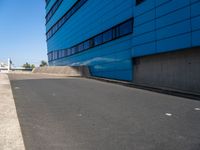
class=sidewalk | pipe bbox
[0,73,25,150]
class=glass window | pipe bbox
[56,51,59,59]
[64,49,67,57]
[78,43,84,52]
[94,34,103,46]
[89,39,94,47]
[103,29,113,43]
[61,50,65,57]
[51,53,53,60]
[71,47,76,54]
[58,51,62,58]
[67,49,71,56]
[83,40,90,50]
[115,26,120,38]
[119,20,133,36]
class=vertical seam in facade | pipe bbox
[190,0,192,47]
[155,0,157,53]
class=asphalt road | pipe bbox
[9,74,200,150]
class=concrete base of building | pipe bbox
[89,76,200,100]
[133,47,200,95]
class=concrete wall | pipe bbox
[133,47,200,94]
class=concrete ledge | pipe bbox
[89,76,200,100]
[32,66,90,77]
[0,73,25,150]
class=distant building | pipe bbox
[45,0,200,94]
[0,62,8,71]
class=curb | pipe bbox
[88,76,200,100]
[0,73,25,150]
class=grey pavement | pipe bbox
[8,73,200,150]
[0,73,25,150]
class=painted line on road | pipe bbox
[14,87,20,90]
[165,113,172,116]
[194,108,200,111]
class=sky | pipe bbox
[0,0,47,67]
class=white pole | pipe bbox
[8,58,10,71]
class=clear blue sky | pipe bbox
[0,0,47,67]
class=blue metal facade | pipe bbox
[46,0,200,81]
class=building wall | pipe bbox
[46,0,200,83]
[46,0,134,81]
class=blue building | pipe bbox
[46,0,200,94]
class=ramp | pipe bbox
[32,66,90,77]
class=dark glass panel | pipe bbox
[103,29,113,43]
[94,34,103,46]
[119,20,133,36]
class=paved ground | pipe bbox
[8,73,200,150]
[0,73,25,150]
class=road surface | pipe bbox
[8,73,200,150]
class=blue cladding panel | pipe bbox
[191,1,200,17]
[156,20,191,40]
[134,1,155,16]
[92,70,132,81]
[132,31,155,46]
[156,6,190,29]
[156,0,189,18]
[157,33,191,53]
[132,42,156,57]
[134,9,155,26]
[191,16,200,31]
[46,0,200,81]
[155,0,170,6]
[134,20,155,36]
[192,30,200,46]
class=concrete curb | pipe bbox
[89,76,200,100]
[0,73,25,150]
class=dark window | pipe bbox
[61,50,65,57]
[89,39,94,47]
[103,29,113,43]
[64,49,67,57]
[58,51,62,58]
[83,40,90,50]
[115,26,120,38]
[94,34,103,46]
[67,48,71,56]
[136,0,145,5]
[78,43,84,52]
[71,47,76,54]
[53,51,57,60]
[119,20,133,36]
